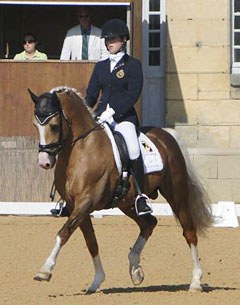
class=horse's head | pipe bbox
[29,88,71,169]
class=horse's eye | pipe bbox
[50,124,60,133]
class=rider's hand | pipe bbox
[98,108,115,123]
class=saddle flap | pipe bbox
[111,130,130,171]
[103,123,163,175]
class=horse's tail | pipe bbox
[186,161,213,233]
[164,128,213,233]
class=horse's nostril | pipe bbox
[39,162,52,169]
[38,152,56,169]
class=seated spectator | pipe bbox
[14,33,47,60]
[60,6,108,61]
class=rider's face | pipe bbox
[105,37,124,54]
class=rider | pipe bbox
[85,19,152,216]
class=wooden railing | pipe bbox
[0,60,95,136]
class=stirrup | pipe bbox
[50,199,68,217]
[135,194,153,216]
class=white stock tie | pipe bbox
[109,52,125,72]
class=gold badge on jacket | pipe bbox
[116,69,125,79]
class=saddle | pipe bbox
[103,123,163,207]
[111,129,130,171]
[110,129,131,207]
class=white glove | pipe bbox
[98,108,115,123]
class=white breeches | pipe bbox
[111,121,140,160]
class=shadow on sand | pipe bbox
[101,284,238,294]
[48,283,239,298]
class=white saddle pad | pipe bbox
[103,123,163,174]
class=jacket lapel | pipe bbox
[76,25,82,59]
[113,54,129,72]
[89,25,100,52]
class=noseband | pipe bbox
[35,110,70,156]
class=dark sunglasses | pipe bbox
[78,14,89,18]
[23,39,36,45]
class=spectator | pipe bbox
[14,33,47,60]
[60,6,108,61]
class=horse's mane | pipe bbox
[49,86,84,99]
[49,86,95,118]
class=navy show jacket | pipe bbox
[85,54,143,125]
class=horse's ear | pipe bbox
[52,91,61,110]
[28,88,39,104]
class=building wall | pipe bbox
[165,0,240,203]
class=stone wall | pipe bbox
[165,0,240,203]
[0,137,55,202]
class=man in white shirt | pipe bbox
[60,6,109,61]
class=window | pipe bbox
[149,0,161,66]
[232,0,240,73]
[0,1,130,60]
[142,0,166,75]
[141,0,166,127]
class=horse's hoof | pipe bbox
[85,288,98,294]
[34,272,52,282]
[86,286,98,294]
[189,283,203,292]
[130,266,144,286]
[86,274,105,293]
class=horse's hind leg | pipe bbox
[189,242,202,291]
[160,164,204,291]
[175,208,203,292]
[121,207,157,286]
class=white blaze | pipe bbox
[37,124,47,145]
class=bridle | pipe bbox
[35,109,71,156]
[35,109,102,156]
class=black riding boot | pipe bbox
[50,201,70,217]
[130,155,152,216]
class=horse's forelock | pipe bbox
[35,92,61,119]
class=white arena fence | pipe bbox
[0,201,239,228]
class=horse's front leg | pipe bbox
[79,216,105,293]
[34,234,61,281]
[34,200,94,283]
[122,209,158,286]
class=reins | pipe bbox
[71,124,103,145]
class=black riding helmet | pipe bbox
[101,19,130,40]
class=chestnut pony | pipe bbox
[29,86,212,292]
